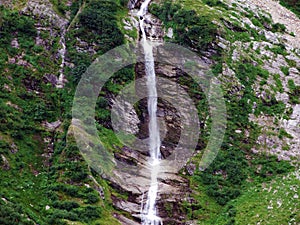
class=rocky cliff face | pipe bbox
[222,0,300,163]
[108,3,194,224]
[1,0,299,224]
[111,0,300,224]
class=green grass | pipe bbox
[1,0,299,224]
[280,0,300,18]
[0,1,128,224]
[216,170,300,224]
[185,176,223,224]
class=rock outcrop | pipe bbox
[111,1,201,224]
[128,0,139,9]
[113,0,300,222]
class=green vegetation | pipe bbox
[274,74,284,93]
[0,200,34,225]
[50,0,69,16]
[147,1,297,224]
[216,171,300,224]
[272,22,287,33]
[78,0,124,53]
[280,0,300,18]
[0,0,130,224]
[266,44,288,56]
[202,0,228,8]
[287,79,300,103]
[149,0,219,52]
[0,0,298,224]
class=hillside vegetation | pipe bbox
[0,0,299,224]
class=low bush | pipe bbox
[280,0,300,18]
[149,0,218,52]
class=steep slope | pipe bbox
[246,0,300,48]
[0,0,130,224]
[0,0,299,224]
[132,0,300,223]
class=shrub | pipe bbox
[85,192,100,204]
[52,201,80,211]
[79,0,124,53]
[150,1,218,51]
[73,206,101,222]
[272,22,286,32]
[202,0,228,8]
[280,0,300,18]
[0,203,34,225]
[198,146,248,205]
[287,79,300,103]
[267,44,287,56]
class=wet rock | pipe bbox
[156,64,178,78]
[114,213,140,225]
[110,151,190,223]
[128,0,139,9]
[113,196,141,214]
[142,14,164,41]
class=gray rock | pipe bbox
[216,36,230,49]
[128,0,139,9]
[114,213,140,225]
[10,143,18,154]
[42,120,62,131]
[186,163,196,175]
[275,92,289,104]
[22,0,68,29]
[142,14,164,41]
[111,98,140,135]
[43,74,58,86]
[262,30,280,44]
[166,28,173,38]
[1,155,10,170]
[11,38,19,48]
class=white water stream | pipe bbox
[138,1,163,224]
[56,30,66,88]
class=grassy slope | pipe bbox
[1,0,299,224]
[150,0,299,224]
[0,0,131,224]
[216,170,300,224]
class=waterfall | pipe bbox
[138,1,163,224]
[56,30,67,88]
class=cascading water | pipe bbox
[138,1,163,224]
[56,30,66,88]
